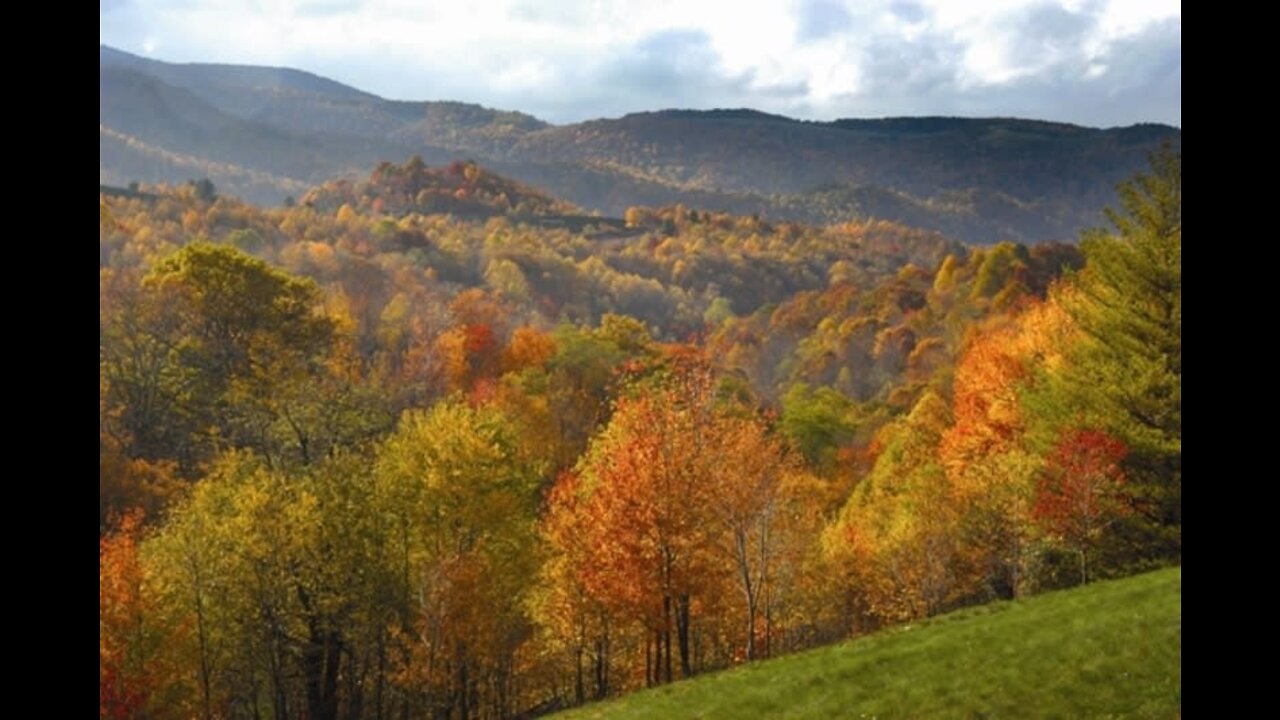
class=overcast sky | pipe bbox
[100,0,1180,128]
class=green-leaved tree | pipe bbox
[1056,147,1181,558]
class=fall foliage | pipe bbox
[100,151,1180,717]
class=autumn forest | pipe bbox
[100,135,1180,718]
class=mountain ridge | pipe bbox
[99,44,1181,243]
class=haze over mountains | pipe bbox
[100,45,1180,244]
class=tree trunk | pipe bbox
[662,595,673,683]
[574,646,585,705]
[458,650,470,720]
[594,635,609,699]
[192,576,213,720]
[645,633,653,688]
[302,626,342,720]
[764,596,773,660]
[677,594,692,678]
[298,584,342,720]
[735,528,758,662]
[375,632,386,720]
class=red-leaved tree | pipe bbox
[1033,428,1130,584]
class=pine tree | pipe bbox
[1060,146,1181,555]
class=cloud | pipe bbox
[294,0,363,17]
[796,0,854,41]
[868,13,1178,127]
[597,30,740,106]
[1002,1,1099,75]
[98,0,1180,127]
[509,0,599,25]
[857,25,965,98]
[888,1,927,24]
[478,29,810,120]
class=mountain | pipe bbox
[301,157,582,223]
[100,45,1181,243]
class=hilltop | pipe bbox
[99,45,1180,243]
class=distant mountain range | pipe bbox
[100,45,1180,244]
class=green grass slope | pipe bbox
[555,567,1181,719]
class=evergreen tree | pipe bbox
[1059,147,1181,556]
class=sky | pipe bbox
[99,0,1180,128]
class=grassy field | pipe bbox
[554,567,1181,719]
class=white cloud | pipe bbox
[99,0,1180,126]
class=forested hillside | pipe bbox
[100,46,1180,243]
[101,150,1180,719]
